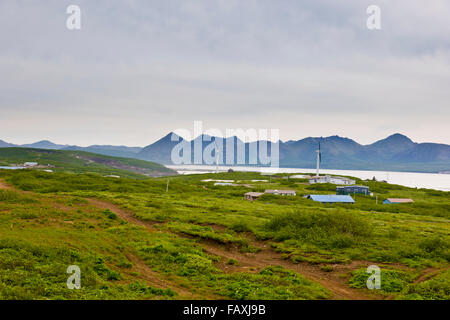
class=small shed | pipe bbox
[309,175,355,185]
[383,198,414,204]
[265,189,296,196]
[307,195,355,204]
[244,192,264,201]
[336,185,370,195]
[24,162,38,167]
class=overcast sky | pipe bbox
[1,0,449,146]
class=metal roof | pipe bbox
[385,198,414,203]
[265,189,296,194]
[336,185,369,189]
[245,192,264,197]
[308,195,355,203]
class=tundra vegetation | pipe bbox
[0,169,448,300]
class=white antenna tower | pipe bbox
[215,140,220,173]
[315,142,321,177]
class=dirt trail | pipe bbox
[197,238,380,300]
[1,180,440,300]
[0,180,13,190]
[87,198,157,229]
[124,253,204,299]
[85,197,378,300]
[0,180,201,299]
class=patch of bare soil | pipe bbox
[124,253,205,299]
[0,180,13,190]
[85,197,379,300]
[86,198,223,299]
[87,198,158,229]
[81,197,383,300]
[197,237,381,300]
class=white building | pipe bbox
[214,182,234,186]
[23,162,38,167]
[309,175,355,185]
[265,189,297,196]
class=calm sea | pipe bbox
[167,165,450,192]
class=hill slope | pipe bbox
[137,133,450,173]
[0,148,176,178]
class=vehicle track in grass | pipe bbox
[85,196,379,300]
[1,180,442,300]
[124,253,206,299]
[0,180,208,299]
[0,180,382,300]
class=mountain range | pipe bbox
[1,134,449,173]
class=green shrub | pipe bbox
[400,270,450,300]
[350,268,413,293]
[230,221,251,233]
[103,209,118,220]
[265,210,372,249]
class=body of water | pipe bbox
[0,166,25,170]
[167,165,450,191]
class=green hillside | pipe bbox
[0,148,176,178]
[0,169,448,300]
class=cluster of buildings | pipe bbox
[242,175,414,205]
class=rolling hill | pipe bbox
[0,148,176,178]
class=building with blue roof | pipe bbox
[306,195,355,204]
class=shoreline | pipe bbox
[166,165,450,192]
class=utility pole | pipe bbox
[316,146,321,177]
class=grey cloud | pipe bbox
[0,0,449,146]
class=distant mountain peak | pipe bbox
[22,140,67,150]
[384,133,413,142]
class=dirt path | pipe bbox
[1,180,440,300]
[0,180,203,299]
[87,198,214,298]
[87,198,158,230]
[196,238,380,300]
[0,180,13,190]
[124,253,204,299]
[85,197,378,300]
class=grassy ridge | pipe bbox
[0,147,175,178]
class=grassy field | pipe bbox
[0,169,448,300]
[0,148,176,178]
